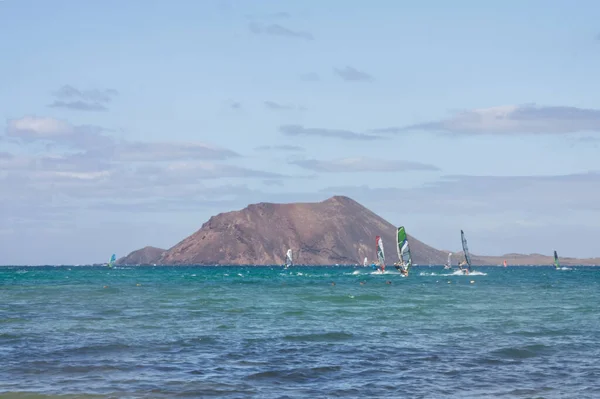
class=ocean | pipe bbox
[1,265,599,398]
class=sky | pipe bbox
[2,0,600,264]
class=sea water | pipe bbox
[1,265,599,398]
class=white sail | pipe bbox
[285,249,293,268]
[445,252,452,269]
[376,236,385,272]
[363,257,368,267]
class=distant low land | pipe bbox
[118,196,600,266]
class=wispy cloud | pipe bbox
[228,100,242,110]
[47,85,118,112]
[270,12,291,19]
[290,157,440,173]
[401,104,600,135]
[114,141,240,162]
[264,101,305,111]
[48,101,109,112]
[334,66,373,82]
[280,124,383,141]
[249,23,313,41]
[254,145,305,152]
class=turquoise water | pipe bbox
[1,265,599,398]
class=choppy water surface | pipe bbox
[1,265,599,398]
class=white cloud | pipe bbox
[6,116,112,150]
[7,116,75,138]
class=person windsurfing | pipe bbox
[458,260,469,274]
[394,261,408,276]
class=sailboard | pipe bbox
[108,254,116,268]
[445,252,452,269]
[503,259,507,267]
[395,226,412,275]
[460,230,472,273]
[363,257,368,267]
[553,250,560,270]
[376,235,385,272]
[284,249,293,269]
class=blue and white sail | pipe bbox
[108,254,116,268]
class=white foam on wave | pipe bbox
[420,270,487,276]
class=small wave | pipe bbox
[282,310,305,316]
[246,365,341,382]
[489,344,552,360]
[0,392,104,399]
[283,332,353,342]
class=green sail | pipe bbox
[554,250,560,269]
[396,226,412,271]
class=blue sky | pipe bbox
[2,0,600,264]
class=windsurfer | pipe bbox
[394,261,408,276]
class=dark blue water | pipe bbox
[1,266,599,398]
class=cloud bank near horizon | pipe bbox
[397,105,600,135]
